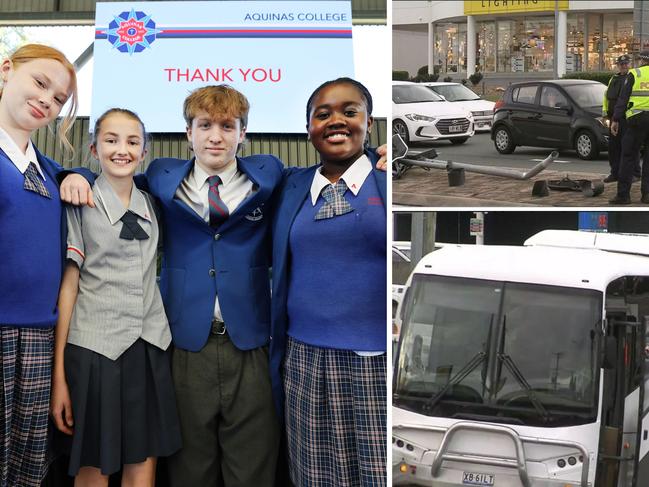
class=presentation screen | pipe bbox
[92,1,355,133]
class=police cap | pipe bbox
[639,51,649,61]
[616,54,631,64]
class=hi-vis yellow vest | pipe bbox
[603,75,615,116]
[626,65,649,119]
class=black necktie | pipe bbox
[119,211,148,240]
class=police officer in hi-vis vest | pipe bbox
[610,51,649,204]
[603,54,639,183]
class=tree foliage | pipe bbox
[0,27,29,59]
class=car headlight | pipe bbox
[404,114,436,122]
[596,117,610,128]
[471,111,484,117]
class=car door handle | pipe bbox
[528,113,542,120]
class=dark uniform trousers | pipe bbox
[606,73,640,178]
[167,328,280,487]
[617,112,649,197]
[608,117,627,178]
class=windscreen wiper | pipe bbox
[498,353,551,422]
[423,351,486,413]
[451,412,524,425]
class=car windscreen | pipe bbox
[563,83,607,109]
[393,85,444,104]
[430,84,481,102]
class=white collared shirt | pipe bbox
[309,154,383,357]
[177,158,254,222]
[0,127,44,179]
[309,154,372,205]
[175,158,255,322]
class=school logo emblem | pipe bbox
[245,207,264,222]
[106,9,160,54]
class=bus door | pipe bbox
[602,277,649,487]
[635,316,649,485]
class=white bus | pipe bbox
[393,230,649,487]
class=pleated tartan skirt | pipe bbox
[0,326,54,487]
[283,337,387,487]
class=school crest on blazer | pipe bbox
[245,205,264,222]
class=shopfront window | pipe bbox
[495,18,553,73]
[567,14,585,73]
[477,21,496,73]
[459,23,467,73]
[435,23,460,73]
[603,14,633,71]
[587,14,603,71]
[433,11,631,77]
[522,17,554,72]
[498,21,516,73]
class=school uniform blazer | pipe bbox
[34,148,94,278]
[268,150,386,418]
[143,155,283,352]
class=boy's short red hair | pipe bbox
[183,85,249,128]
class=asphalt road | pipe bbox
[404,131,611,175]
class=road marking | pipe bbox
[531,158,571,164]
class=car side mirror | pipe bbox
[556,103,572,114]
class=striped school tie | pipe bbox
[208,175,229,227]
[314,179,353,221]
[24,162,51,198]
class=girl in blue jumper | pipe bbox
[51,108,181,486]
[270,78,387,486]
[0,44,79,486]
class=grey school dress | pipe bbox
[63,175,181,476]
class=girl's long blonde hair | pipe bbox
[1,43,79,157]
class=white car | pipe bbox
[422,81,495,132]
[392,81,475,144]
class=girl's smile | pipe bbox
[28,104,46,120]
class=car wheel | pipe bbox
[393,119,410,144]
[450,137,469,145]
[493,126,515,154]
[574,130,599,160]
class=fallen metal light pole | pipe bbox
[445,151,558,179]
[392,134,559,183]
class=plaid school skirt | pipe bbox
[0,326,54,487]
[283,337,387,487]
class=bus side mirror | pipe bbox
[602,336,617,369]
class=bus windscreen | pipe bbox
[394,275,601,427]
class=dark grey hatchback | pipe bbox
[491,79,609,160]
